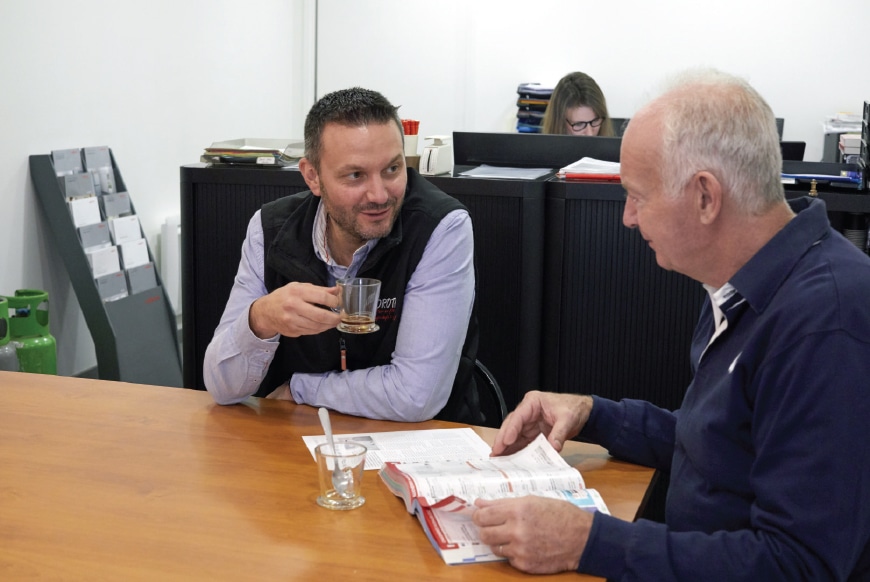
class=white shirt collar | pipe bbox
[701,281,738,352]
[311,200,379,282]
[312,200,331,264]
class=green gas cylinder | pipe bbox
[0,296,21,372]
[5,289,57,375]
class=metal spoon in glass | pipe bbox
[317,407,353,499]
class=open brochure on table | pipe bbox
[379,433,609,565]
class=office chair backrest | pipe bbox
[780,141,806,161]
[474,359,508,429]
[610,117,630,137]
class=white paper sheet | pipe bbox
[86,245,121,278]
[557,157,621,177]
[68,196,101,228]
[458,164,552,180]
[302,427,492,471]
[119,238,149,269]
[109,215,141,245]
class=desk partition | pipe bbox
[453,131,621,167]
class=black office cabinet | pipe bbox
[425,175,546,410]
[542,182,706,411]
[782,160,870,255]
[181,164,545,410]
[180,164,309,390]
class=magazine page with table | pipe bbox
[378,433,609,564]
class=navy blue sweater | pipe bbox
[578,198,870,581]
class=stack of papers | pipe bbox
[201,138,304,167]
[840,134,862,155]
[823,113,862,135]
[557,157,621,181]
[458,165,552,180]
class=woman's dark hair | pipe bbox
[541,72,613,136]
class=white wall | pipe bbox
[3,0,869,378]
[0,1,308,376]
[317,0,870,162]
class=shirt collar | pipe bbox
[312,200,330,263]
[311,200,379,282]
[703,282,738,323]
[728,197,830,315]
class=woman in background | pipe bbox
[541,72,614,137]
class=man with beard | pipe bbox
[204,88,479,424]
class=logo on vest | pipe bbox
[376,296,398,322]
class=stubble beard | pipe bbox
[322,185,402,243]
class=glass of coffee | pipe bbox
[337,278,381,334]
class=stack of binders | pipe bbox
[862,101,869,190]
[515,83,553,133]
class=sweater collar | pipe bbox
[729,197,830,315]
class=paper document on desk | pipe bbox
[458,165,552,180]
[557,157,621,179]
[201,138,304,167]
[379,434,609,565]
[302,427,491,471]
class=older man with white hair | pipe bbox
[473,69,870,581]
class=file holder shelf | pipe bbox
[29,152,183,387]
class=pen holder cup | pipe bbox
[403,134,418,157]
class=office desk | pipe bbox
[0,372,654,581]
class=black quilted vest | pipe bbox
[258,169,480,423]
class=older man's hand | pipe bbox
[473,495,594,574]
[492,391,594,456]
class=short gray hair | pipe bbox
[654,69,784,215]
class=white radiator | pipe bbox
[160,215,181,315]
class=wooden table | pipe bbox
[0,372,654,580]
